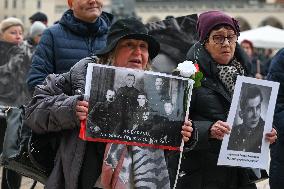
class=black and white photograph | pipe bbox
[218,76,279,169]
[81,64,191,150]
[227,83,271,153]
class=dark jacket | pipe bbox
[25,57,104,189]
[26,9,113,92]
[174,42,255,189]
[267,48,284,189]
[267,48,284,134]
[0,41,32,106]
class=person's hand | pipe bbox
[265,128,277,144]
[210,121,231,140]
[181,120,193,142]
[76,100,89,121]
[255,73,263,79]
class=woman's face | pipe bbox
[1,25,23,45]
[241,42,253,57]
[113,39,149,70]
[205,27,237,65]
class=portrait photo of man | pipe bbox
[115,73,141,134]
[148,76,170,114]
[227,84,271,153]
[130,93,151,131]
[87,89,119,135]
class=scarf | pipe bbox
[101,143,171,189]
[216,59,245,95]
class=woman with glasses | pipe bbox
[174,10,277,189]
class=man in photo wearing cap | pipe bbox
[26,0,113,93]
[24,21,47,54]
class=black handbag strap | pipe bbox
[1,106,49,184]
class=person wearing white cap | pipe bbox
[29,21,46,45]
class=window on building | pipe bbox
[22,0,26,9]
[22,15,25,24]
[4,0,8,9]
[37,0,41,9]
[13,0,17,9]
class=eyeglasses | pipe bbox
[212,35,238,44]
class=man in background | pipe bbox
[29,12,48,26]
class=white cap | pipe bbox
[29,21,46,38]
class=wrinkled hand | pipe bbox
[76,100,89,121]
[181,120,193,142]
[210,121,231,140]
[265,128,277,144]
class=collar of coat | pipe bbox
[59,9,113,37]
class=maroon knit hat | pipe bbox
[197,10,240,41]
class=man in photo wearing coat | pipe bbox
[88,89,118,135]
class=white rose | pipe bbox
[176,60,197,78]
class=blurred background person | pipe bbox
[0,16,25,189]
[262,48,274,78]
[0,17,31,104]
[267,48,284,189]
[24,21,47,54]
[240,39,264,79]
[29,11,48,26]
[0,17,23,45]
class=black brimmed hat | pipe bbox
[96,18,160,60]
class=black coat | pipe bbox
[228,118,265,153]
[174,42,256,189]
[267,48,284,188]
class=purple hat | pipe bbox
[197,10,240,41]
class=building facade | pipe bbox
[135,0,284,30]
[0,0,283,32]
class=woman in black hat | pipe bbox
[25,17,193,189]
